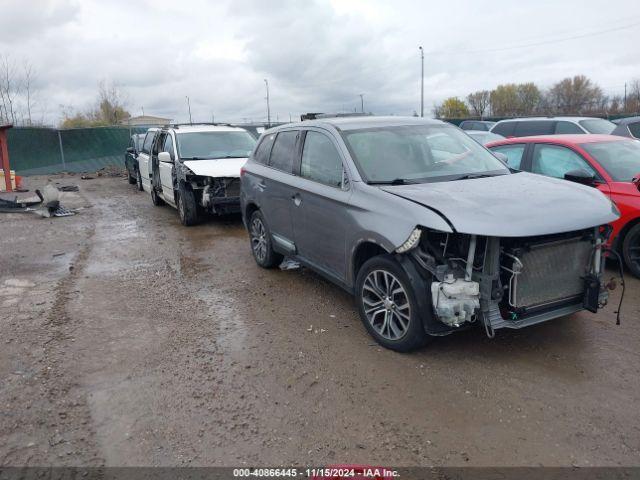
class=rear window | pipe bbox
[269,131,299,173]
[579,119,615,134]
[555,121,584,134]
[253,133,276,165]
[491,122,516,137]
[514,121,555,137]
[459,121,474,131]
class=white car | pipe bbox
[148,124,256,225]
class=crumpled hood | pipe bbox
[380,172,619,237]
[183,157,248,178]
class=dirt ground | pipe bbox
[1,174,639,468]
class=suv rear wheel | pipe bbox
[355,255,429,352]
[622,223,640,278]
[249,210,283,268]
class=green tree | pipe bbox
[490,84,520,116]
[438,97,469,118]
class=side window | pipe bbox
[490,144,525,170]
[515,121,555,136]
[300,131,344,188]
[142,132,154,154]
[492,122,516,137]
[459,121,471,130]
[531,144,596,179]
[163,134,175,160]
[152,133,163,156]
[254,133,276,165]
[555,121,583,134]
[628,122,640,139]
[269,131,298,173]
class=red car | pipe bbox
[487,134,640,277]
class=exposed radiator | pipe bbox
[505,237,593,309]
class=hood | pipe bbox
[183,157,248,178]
[380,172,619,237]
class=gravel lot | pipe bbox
[1,174,639,467]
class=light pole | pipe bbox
[186,96,192,124]
[359,94,364,113]
[264,79,271,127]
[419,46,424,117]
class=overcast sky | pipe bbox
[1,0,639,125]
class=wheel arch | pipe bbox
[615,216,640,252]
[350,240,391,287]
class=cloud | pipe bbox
[1,0,639,125]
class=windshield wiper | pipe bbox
[368,178,416,185]
[451,172,507,181]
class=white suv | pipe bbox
[148,124,256,225]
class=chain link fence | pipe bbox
[7,126,148,175]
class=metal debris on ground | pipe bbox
[0,184,77,218]
[279,258,301,270]
[56,185,79,192]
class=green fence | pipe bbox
[7,126,148,176]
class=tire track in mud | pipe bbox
[39,223,105,465]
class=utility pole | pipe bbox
[419,46,424,117]
[359,94,364,113]
[186,96,192,124]
[624,82,627,113]
[141,106,145,116]
[264,79,271,127]
[211,112,215,124]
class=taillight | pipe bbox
[240,167,246,177]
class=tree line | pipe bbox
[0,54,38,126]
[434,75,640,119]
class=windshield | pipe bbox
[579,119,615,134]
[176,131,256,159]
[581,140,640,181]
[341,124,510,183]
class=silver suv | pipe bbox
[240,116,618,351]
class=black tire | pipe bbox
[355,254,430,352]
[127,168,136,184]
[622,223,640,278]
[177,184,199,226]
[248,210,283,268]
[136,168,144,191]
[150,185,165,206]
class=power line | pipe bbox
[433,20,640,55]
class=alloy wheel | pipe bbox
[250,217,267,262]
[361,269,411,340]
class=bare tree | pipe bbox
[466,90,491,118]
[0,54,19,124]
[547,75,604,115]
[23,61,36,126]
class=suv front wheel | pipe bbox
[355,255,429,352]
[177,184,199,226]
[622,223,640,278]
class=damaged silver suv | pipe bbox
[240,116,619,351]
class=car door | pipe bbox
[138,131,154,192]
[290,129,352,281]
[528,143,610,196]
[261,130,300,255]
[489,144,527,170]
[159,132,176,204]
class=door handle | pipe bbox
[292,193,302,207]
[257,181,266,192]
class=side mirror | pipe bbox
[126,147,135,154]
[564,169,596,186]
[158,151,173,163]
[493,151,509,164]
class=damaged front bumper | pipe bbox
[406,226,612,338]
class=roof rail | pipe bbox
[301,112,373,121]
[162,122,237,129]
